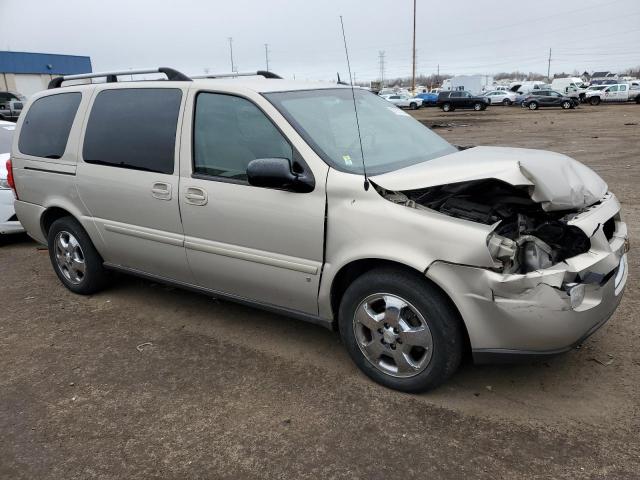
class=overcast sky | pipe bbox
[1,0,639,82]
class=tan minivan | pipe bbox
[8,68,629,392]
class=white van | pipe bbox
[551,78,588,101]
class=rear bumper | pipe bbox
[426,194,628,358]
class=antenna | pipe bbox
[339,16,369,191]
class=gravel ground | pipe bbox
[1,103,639,479]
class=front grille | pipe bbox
[603,217,615,240]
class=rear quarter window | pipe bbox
[18,92,82,159]
[82,88,182,174]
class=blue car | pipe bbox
[415,92,438,106]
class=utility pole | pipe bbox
[437,63,440,86]
[378,51,386,86]
[411,0,417,93]
[547,48,552,81]
[264,43,270,71]
[228,37,235,72]
[353,72,356,85]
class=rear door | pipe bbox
[76,86,193,282]
[178,89,327,315]
[618,84,628,101]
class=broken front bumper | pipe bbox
[426,193,629,361]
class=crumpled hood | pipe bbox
[371,146,608,211]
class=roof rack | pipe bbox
[192,70,282,80]
[48,67,191,89]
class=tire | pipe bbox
[561,101,572,109]
[410,102,418,110]
[473,103,483,111]
[590,97,601,106]
[442,103,453,112]
[47,216,109,295]
[502,98,512,106]
[528,102,538,110]
[338,267,464,393]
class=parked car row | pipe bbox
[0,91,25,122]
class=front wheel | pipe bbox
[473,103,484,111]
[561,101,572,109]
[528,102,539,110]
[338,268,464,392]
[410,102,418,110]
[47,216,109,295]
[502,98,512,106]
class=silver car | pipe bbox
[9,68,629,392]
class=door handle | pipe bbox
[184,187,208,206]
[151,182,172,200]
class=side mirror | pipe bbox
[246,158,314,193]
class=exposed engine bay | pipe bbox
[377,179,595,274]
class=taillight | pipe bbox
[6,158,18,199]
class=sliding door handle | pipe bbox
[151,182,172,200]
[184,187,208,206]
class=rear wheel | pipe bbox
[528,102,539,110]
[338,268,464,392]
[442,103,453,112]
[590,96,601,106]
[47,217,109,295]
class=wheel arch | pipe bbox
[328,258,470,352]
[41,206,76,237]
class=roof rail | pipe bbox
[192,70,282,80]
[48,67,191,89]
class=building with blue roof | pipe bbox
[0,51,92,97]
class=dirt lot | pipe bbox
[1,103,639,479]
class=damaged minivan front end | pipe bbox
[372,146,629,360]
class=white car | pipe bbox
[482,90,517,105]
[0,120,24,235]
[381,94,423,110]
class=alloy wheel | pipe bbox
[54,231,86,285]
[353,293,434,378]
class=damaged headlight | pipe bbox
[487,233,555,273]
[519,235,554,272]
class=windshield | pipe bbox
[0,123,15,153]
[264,88,456,175]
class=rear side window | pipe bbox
[83,88,182,174]
[18,92,81,159]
